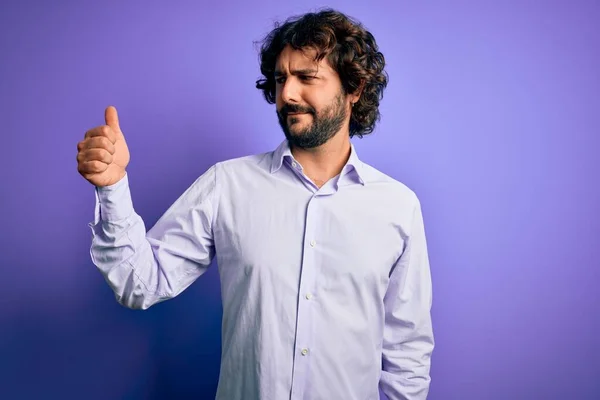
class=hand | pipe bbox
[77,106,130,187]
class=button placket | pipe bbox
[289,195,319,399]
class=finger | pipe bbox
[78,148,113,165]
[84,125,116,144]
[78,160,110,175]
[78,136,115,154]
[105,106,120,132]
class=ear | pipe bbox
[350,80,365,105]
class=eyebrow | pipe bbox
[274,68,318,77]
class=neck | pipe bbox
[290,131,351,188]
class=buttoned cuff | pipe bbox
[91,173,134,224]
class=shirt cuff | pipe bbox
[91,173,134,224]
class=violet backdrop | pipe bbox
[1,0,598,399]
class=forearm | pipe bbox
[380,325,434,399]
[380,196,434,399]
[89,209,169,310]
[87,174,165,309]
[87,173,213,310]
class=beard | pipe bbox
[277,91,347,149]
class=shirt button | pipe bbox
[305,293,312,300]
[292,162,297,168]
[310,240,316,247]
[301,348,309,356]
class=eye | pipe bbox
[299,75,315,81]
[275,77,286,84]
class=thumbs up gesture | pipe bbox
[77,106,131,187]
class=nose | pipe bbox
[280,78,300,104]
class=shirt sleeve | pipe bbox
[87,164,219,310]
[379,196,435,399]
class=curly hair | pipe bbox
[255,8,389,138]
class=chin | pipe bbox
[287,121,303,130]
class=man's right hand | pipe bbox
[77,106,131,187]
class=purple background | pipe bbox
[1,0,598,399]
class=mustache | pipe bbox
[278,104,315,116]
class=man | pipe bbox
[76,8,434,400]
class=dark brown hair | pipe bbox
[255,8,389,138]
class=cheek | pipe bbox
[274,85,282,104]
[276,91,287,109]
[305,93,327,113]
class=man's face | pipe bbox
[275,45,351,149]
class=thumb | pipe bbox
[104,105,122,133]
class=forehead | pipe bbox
[275,45,334,75]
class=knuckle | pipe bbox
[96,160,108,172]
[91,148,102,159]
[86,127,100,138]
[101,126,116,142]
[101,136,112,149]
[89,160,100,171]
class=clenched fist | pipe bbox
[77,106,130,187]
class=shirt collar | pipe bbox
[270,139,366,186]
